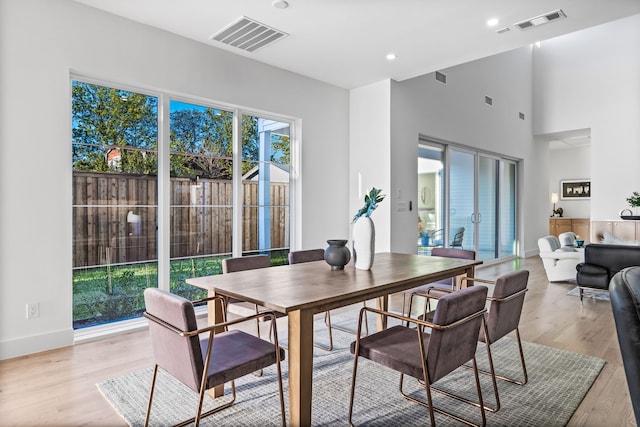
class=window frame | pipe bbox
[71,73,300,335]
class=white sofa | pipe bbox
[538,235,584,282]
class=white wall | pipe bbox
[545,144,592,219]
[389,47,543,256]
[349,81,392,252]
[0,0,349,358]
[533,14,640,220]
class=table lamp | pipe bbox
[551,192,563,217]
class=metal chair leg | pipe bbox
[399,357,487,427]
[327,303,368,336]
[144,364,159,427]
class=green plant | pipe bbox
[352,187,385,223]
[626,191,640,207]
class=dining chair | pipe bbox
[430,227,465,249]
[419,269,530,412]
[288,249,333,351]
[348,285,489,427]
[403,248,476,317]
[222,254,274,339]
[450,227,465,249]
[143,288,286,427]
[289,248,369,341]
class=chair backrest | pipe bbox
[538,236,561,253]
[430,248,476,287]
[558,232,577,247]
[450,227,465,247]
[222,254,271,273]
[289,248,325,264]
[610,266,640,426]
[483,270,529,344]
[427,285,488,383]
[431,247,475,260]
[144,288,203,392]
[584,244,640,276]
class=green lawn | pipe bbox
[72,251,289,329]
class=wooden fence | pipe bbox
[72,171,289,268]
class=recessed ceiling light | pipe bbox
[386,53,397,61]
[487,18,500,27]
[272,0,289,9]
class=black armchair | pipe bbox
[609,266,640,426]
[576,244,640,301]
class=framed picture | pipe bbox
[561,179,591,200]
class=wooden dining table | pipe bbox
[186,252,482,427]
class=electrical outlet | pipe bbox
[26,302,39,319]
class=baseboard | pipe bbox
[0,328,74,360]
[524,247,539,258]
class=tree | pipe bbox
[72,81,290,179]
[72,81,158,175]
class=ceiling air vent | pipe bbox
[210,16,288,53]
[515,9,566,31]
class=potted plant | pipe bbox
[352,187,385,223]
[626,191,640,216]
[352,188,385,270]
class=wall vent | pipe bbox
[485,96,493,106]
[515,9,566,31]
[210,16,288,53]
[435,71,447,84]
[519,112,525,120]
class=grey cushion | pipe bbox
[202,330,285,389]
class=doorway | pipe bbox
[418,140,517,262]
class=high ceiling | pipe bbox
[72,0,640,90]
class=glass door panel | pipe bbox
[169,100,234,300]
[417,145,444,254]
[72,81,158,329]
[241,115,291,266]
[449,149,475,252]
[478,156,498,261]
[500,162,517,257]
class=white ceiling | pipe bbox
[72,0,640,90]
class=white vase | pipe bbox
[352,216,375,270]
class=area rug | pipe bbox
[97,311,605,426]
[566,286,610,301]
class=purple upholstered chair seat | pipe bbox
[350,325,433,380]
[200,330,285,389]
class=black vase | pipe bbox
[324,239,351,270]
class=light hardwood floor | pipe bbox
[0,256,635,426]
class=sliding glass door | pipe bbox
[419,141,517,262]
